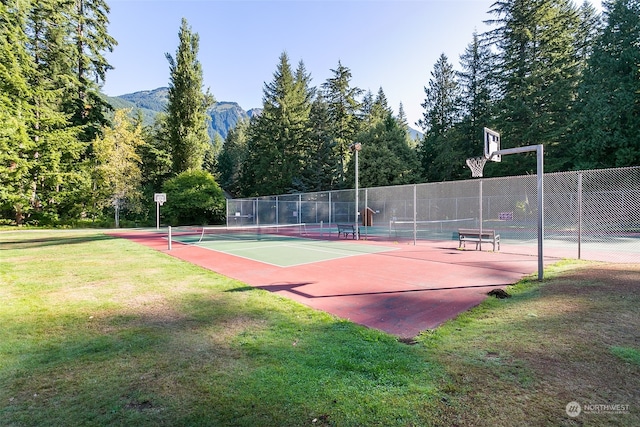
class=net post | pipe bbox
[168,226,172,251]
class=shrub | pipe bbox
[162,170,226,225]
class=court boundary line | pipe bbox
[193,243,398,268]
[175,236,399,268]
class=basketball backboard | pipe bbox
[484,127,501,162]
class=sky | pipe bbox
[102,0,602,129]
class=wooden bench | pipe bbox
[458,228,500,251]
[337,224,359,239]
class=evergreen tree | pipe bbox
[321,61,363,187]
[0,0,33,224]
[347,114,420,188]
[417,53,460,135]
[371,87,393,123]
[457,31,497,161]
[165,18,214,173]
[305,94,338,191]
[575,0,603,70]
[204,133,224,175]
[397,102,409,131]
[67,0,117,142]
[486,0,582,174]
[360,90,375,126]
[25,0,88,224]
[572,0,640,168]
[217,118,249,197]
[240,53,313,196]
[417,53,461,181]
[138,113,173,195]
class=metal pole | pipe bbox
[483,144,545,281]
[156,202,160,230]
[329,192,332,226]
[479,179,483,251]
[168,226,172,251]
[365,188,369,240]
[413,184,417,245]
[354,148,359,240]
[537,145,544,281]
[253,197,260,225]
[578,172,583,259]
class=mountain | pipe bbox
[106,87,421,141]
[105,87,259,140]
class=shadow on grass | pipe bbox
[0,233,116,250]
[1,288,445,427]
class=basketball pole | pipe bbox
[491,144,545,281]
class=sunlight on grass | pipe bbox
[0,230,445,426]
[1,231,638,426]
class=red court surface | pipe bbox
[112,230,554,339]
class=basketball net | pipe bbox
[466,156,488,178]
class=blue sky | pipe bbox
[102,0,602,129]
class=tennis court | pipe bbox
[169,224,397,267]
[114,227,553,338]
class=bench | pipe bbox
[337,224,359,239]
[458,228,500,251]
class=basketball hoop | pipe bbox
[466,156,487,178]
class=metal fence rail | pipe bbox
[227,166,640,263]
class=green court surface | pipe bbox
[171,233,396,267]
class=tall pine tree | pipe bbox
[0,0,33,224]
[217,118,249,197]
[321,61,363,188]
[26,0,88,223]
[457,31,497,161]
[240,53,313,196]
[165,18,214,174]
[67,0,117,142]
[572,0,640,168]
[486,0,582,174]
[417,53,462,181]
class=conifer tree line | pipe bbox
[1,0,638,226]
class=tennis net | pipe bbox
[198,223,308,243]
[389,218,475,239]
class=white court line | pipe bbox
[192,240,398,268]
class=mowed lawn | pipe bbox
[1,230,638,426]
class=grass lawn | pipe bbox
[1,230,638,426]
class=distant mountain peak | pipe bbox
[109,87,258,140]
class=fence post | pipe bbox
[578,172,583,259]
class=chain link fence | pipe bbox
[227,166,640,263]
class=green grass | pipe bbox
[610,346,640,366]
[1,230,638,426]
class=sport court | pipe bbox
[116,227,550,339]
[170,224,397,267]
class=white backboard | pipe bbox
[484,127,501,162]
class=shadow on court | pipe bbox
[112,230,550,339]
